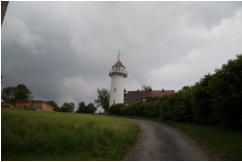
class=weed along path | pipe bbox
[123,118,209,161]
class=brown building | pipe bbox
[2,100,53,112]
[124,89,175,104]
[2,102,14,108]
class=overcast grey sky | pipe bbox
[2,1,242,107]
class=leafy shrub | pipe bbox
[109,104,126,115]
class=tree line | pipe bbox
[2,84,33,103]
[2,84,100,114]
[47,100,96,114]
[46,89,110,113]
[109,55,242,129]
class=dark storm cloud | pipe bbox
[2,1,242,107]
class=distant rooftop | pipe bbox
[124,89,175,104]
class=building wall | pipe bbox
[124,90,175,104]
[110,75,125,106]
[14,101,53,112]
[32,102,42,110]
[41,102,53,112]
[15,101,32,109]
[2,102,14,108]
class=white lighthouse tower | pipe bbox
[109,54,128,106]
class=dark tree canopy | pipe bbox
[142,85,152,92]
[2,86,15,103]
[60,102,75,112]
[76,102,96,114]
[95,88,109,112]
[86,103,96,114]
[2,84,32,103]
[76,102,86,113]
[14,84,32,100]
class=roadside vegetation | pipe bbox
[165,121,242,160]
[2,109,139,160]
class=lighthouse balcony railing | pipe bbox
[109,69,128,76]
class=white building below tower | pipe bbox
[109,57,128,106]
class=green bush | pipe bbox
[109,104,126,115]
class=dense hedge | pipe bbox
[109,55,242,129]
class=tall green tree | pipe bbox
[14,84,32,100]
[2,84,32,103]
[95,88,109,112]
[208,55,242,127]
[76,102,86,113]
[76,102,97,114]
[86,103,97,114]
[2,86,15,103]
[142,85,152,92]
[60,102,75,112]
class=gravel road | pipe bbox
[123,118,209,161]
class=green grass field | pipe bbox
[165,121,242,160]
[1,109,139,161]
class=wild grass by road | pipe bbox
[165,121,242,161]
[1,109,139,160]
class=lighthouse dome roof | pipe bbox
[113,60,125,68]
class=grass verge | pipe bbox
[1,109,139,161]
[111,115,242,160]
[164,121,242,160]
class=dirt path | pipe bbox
[123,118,209,161]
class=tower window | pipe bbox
[114,88,116,92]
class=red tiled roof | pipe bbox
[124,90,175,104]
[15,100,44,103]
[149,90,175,97]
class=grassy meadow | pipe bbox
[1,109,139,160]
